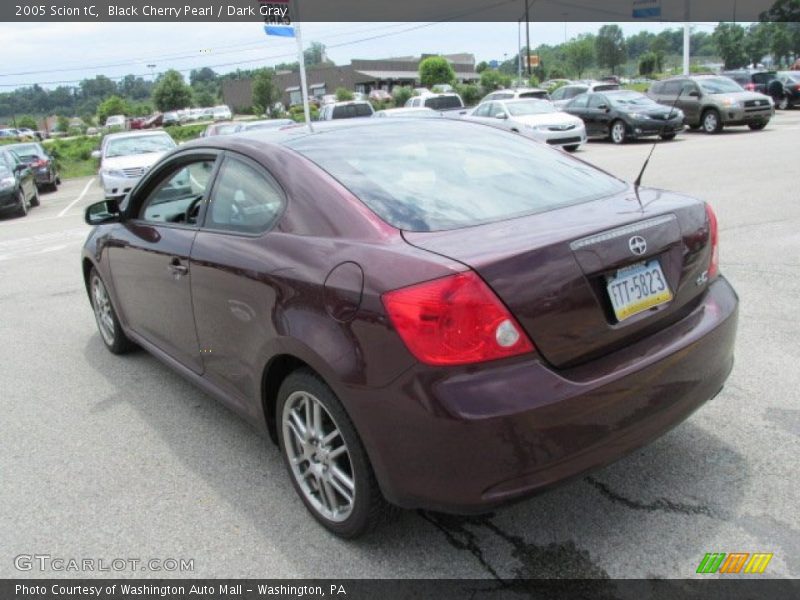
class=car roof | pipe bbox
[180,117,485,152]
[104,130,173,140]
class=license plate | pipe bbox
[606,260,672,321]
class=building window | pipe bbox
[289,90,302,105]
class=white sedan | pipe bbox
[92,131,176,199]
[465,98,587,152]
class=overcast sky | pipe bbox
[0,21,720,90]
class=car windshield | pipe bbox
[289,121,626,232]
[698,77,744,94]
[607,92,658,107]
[105,134,175,158]
[244,119,294,130]
[782,72,800,82]
[505,100,557,115]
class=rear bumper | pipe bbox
[344,277,738,513]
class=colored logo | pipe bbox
[696,552,773,574]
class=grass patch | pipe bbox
[43,136,100,179]
[624,83,652,93]
[163,124,206,142]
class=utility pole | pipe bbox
[524,0,531,77]
[517,19,523,81]
[683,0,691,75]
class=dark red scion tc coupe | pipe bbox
[82,119,738,538]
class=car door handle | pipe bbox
[168,258,189,276]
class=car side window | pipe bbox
[473,103,490,117]
[206,157,284,235]
[662,81,682,96]
[588,94,606,108]
[569,94,590,109]
[551,87,565,100]
[139,160,216,225]
[680,82,699,95]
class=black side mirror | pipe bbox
[85,199,122,226]
[597,104,609,110]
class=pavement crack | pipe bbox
[586,476,718,519]
[418,512,505,582]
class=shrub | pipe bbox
[335,87,354,101]
[392,86,413,107]
[455,83,481,107]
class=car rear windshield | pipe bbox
[8,143,44,159]
[423,95,463,110]
[332,103,373,118]
[593,84,620,91]
[289,121,626,232]
[608,92,658,107]
[518,91,548,99]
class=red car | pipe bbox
[81,119,738,538]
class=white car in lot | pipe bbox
[212,105,232,120]
[93,131,176,199]
[465,98,587,152]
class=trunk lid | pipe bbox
[402,186,712,368]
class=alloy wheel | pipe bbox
[777,96,789,110]
[91,276,116,346]
[611,121,626,144]
[18,192,28,216]
[281,390,356,523]
[703,112,719,133]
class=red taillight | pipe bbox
[31,159,48,168]
[794,84,800,92]
[744,83,757,91]
[382,271,535,366]
[706,203,719,279]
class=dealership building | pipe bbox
[222,53,479,110]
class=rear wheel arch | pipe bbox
[261,354,312,444]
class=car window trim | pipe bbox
[199,150,288,238]
[126,149,223,230]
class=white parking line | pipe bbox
[58,177,96,218]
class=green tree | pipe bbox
[770,23,794,67]
[56,115,69,133]
[596,24,627,75]
[252,69,281,115]
[713,23,748,69]
[152,70,193,112]
[475,61,490,73]
[17,115,38,130]
[418,56,456,89]
[304,42,332,67]
[639,52,658,76]
[335,87,354,101]
[189,67,217,86]
[392,86,413,107]
[479,69,512,95]
[564,35,595,78]
[744,23,771,68]
[96,95,130,124]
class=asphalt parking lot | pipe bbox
[1,112,799,580]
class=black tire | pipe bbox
[660,133,677,140]
[89,268,136,355]
[748,121,768,131]
[610,119,627,144]
[30,187,40,207]
[15,191,29,217]
[701,109,723,134]
[55,175,61,185]
[563,144,580,152]
[277,368,390,538]
[688,124,701,130]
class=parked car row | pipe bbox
[0,148,40,218]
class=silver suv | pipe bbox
[647,75,773,133]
